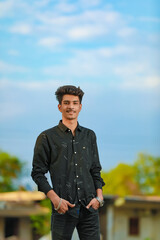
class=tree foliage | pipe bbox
[0,151,24,192]
[134,153,160,195]
[102,153,160,196]
[0,150,51,236]
[30,198,52,236]
[102,163,141,196]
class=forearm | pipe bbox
[96,188,103,200]
[47,189,60,204]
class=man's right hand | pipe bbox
[56,198,75,214]
[47,190,75,214]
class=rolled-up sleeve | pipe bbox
[90,132,105,190]
[31,133,52,195]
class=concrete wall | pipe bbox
[19,217,32,240]
[141,214,160,240]
[106,206,160,240]
[0,217,32,240]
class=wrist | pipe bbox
[96,189,103,200]
[96,196,104,207]
[54,198,62,211]
[47,190,60,207]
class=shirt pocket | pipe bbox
[81,143,92,169]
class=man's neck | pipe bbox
[62,118,78,135]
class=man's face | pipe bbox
[58,94,82,120]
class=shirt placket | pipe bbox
[72,134,82,203]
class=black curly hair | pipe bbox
[55,85,84,104]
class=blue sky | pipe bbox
[0,0,160,184]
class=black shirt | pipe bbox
[31,121,105,213]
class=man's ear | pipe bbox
[58,104,62,112]
[79,104,82,112]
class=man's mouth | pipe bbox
[66,110,75,113]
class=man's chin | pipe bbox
[67,117,75,120]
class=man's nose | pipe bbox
[68,103,74,108]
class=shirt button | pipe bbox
[73,139,75,142]
[75,163,77,166]
[74,152,77,154]
[76,175,79,178]
[78,188,80,190]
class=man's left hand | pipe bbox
[86,198,100,210]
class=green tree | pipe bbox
[0,151,24,192]
[102,153,160,196]
[31,198,52,236]
[0,150,51,237]
[102,163,141,196]
[134,153,160,195]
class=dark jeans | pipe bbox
[51,205,100,240]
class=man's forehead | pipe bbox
[62,94,80,101]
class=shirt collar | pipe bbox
[58,120,82,132]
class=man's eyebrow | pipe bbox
[63,100,79,102]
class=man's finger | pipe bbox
[86,202,92,209]
[67,201,75,208]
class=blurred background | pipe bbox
[0,0,160,239]
[0,0,160,185]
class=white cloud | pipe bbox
[8,49,20,56]
[33,8,124,43]
[0,60,28,73]
[68,24,107,40]
[54,2,77,13]
[139,17,160,23]
[0,79,65,91]
[1,1,159,93]
[0,78,64,122]
[148,33,160,45]
[118,76,160,90]
[17,80,61,90]
[35,13,73,26]
[9,23,32,34]
[0,101,25,121]
[38,37,63,47]
[114,62,147,76]
[43,51,102,77]
[0,0,131,45]
[34,0,51,8]
[97,46,133,57]
[79,0,101,8]
[117,27,137,37]
[0,0,32,18]
[0,0,15,17]
[42,44,160,92]
[42,46,136,77]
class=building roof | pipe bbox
[103,194,160,208]
[0,191,49,217]
[0,204,50,217]
[0,191,46,202]
[125,195,160,202]
[104,194,160,203]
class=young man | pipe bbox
[31,85,105,240]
